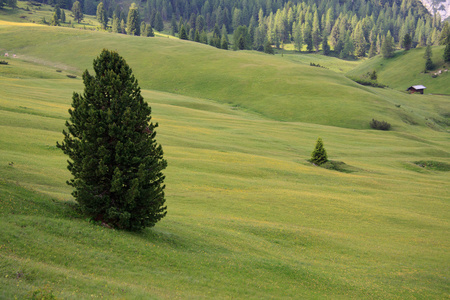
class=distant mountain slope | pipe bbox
[420,0,450,20]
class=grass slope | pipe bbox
[347,46,450,95]
[0,19,449,299]
[2,21,448,131]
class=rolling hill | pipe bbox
[0,19,449,299]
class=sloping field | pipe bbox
[2,22,448,130]
[0,22,449,299]
[348,46,450,95]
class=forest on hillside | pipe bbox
[8,0,450,57]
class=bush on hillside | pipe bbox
[370,119,391,130]
[311,138,328,165]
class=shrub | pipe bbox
[311,138,328,165]
[370,119,391,130]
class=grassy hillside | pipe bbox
[0,20,449,299]
[347,46,450,95]
[2,21,448,131]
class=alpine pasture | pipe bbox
[0,19,449,299]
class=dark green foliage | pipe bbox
[179,24,188,40]
[264,41,274,54]
[322,34,330,56]
[311,138,328,166]
[221,36,228,50]
[146,25,154,37]
[57,49,167,231]
[444,43,450,62]
[127,3,140,36]
[348,76,386,88]
[424,45,434,70]
[61,10,66,22]
[320,160,360,173]
[50,11,60,26]
[370,119,391,130]
[54,5,61,20]
[381,32,394,58]
[402,33,412,51]
[414,160,450,171]
[237,35,245,50]
[154,12,164,32]
[425,57,434,71]
[71,1,83,24]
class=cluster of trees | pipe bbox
[140,0,445,57]
[26,0,450,57]
[0,0,16,9]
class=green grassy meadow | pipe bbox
[0,17,449,299]
[348,46,450,95]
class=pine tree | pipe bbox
[57,49,167,231]
[221,36,228,49]
[322,34,330,55]
[311,138,328,166]
[50,12,60,26]
[402,33,412,50]
[71,1,83,24]
[381,31,395,58]
[444,42,450,62]
[179,24,188,40]
[127,3,140,36]
[154,11,164,32]
[264,40,274,54]
[424,44,434,70]
[61,10,66,23]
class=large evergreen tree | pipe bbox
[57,49,167,231]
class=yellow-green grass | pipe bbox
[347,46,450,95]
[1,45,449,299]
[0,1,101,30]
[3,23,449,131]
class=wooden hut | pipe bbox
[406,85,426,94]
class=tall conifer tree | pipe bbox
[57,49,167,231]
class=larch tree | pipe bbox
[57,49,167,231]
[71,1,83,24]
[96,2,108,30]
[127,3,140,36]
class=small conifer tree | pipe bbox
[444,42,450,62]
[57,49,167,231]
[311,138,328,165]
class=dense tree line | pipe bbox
[26,0,449,57]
